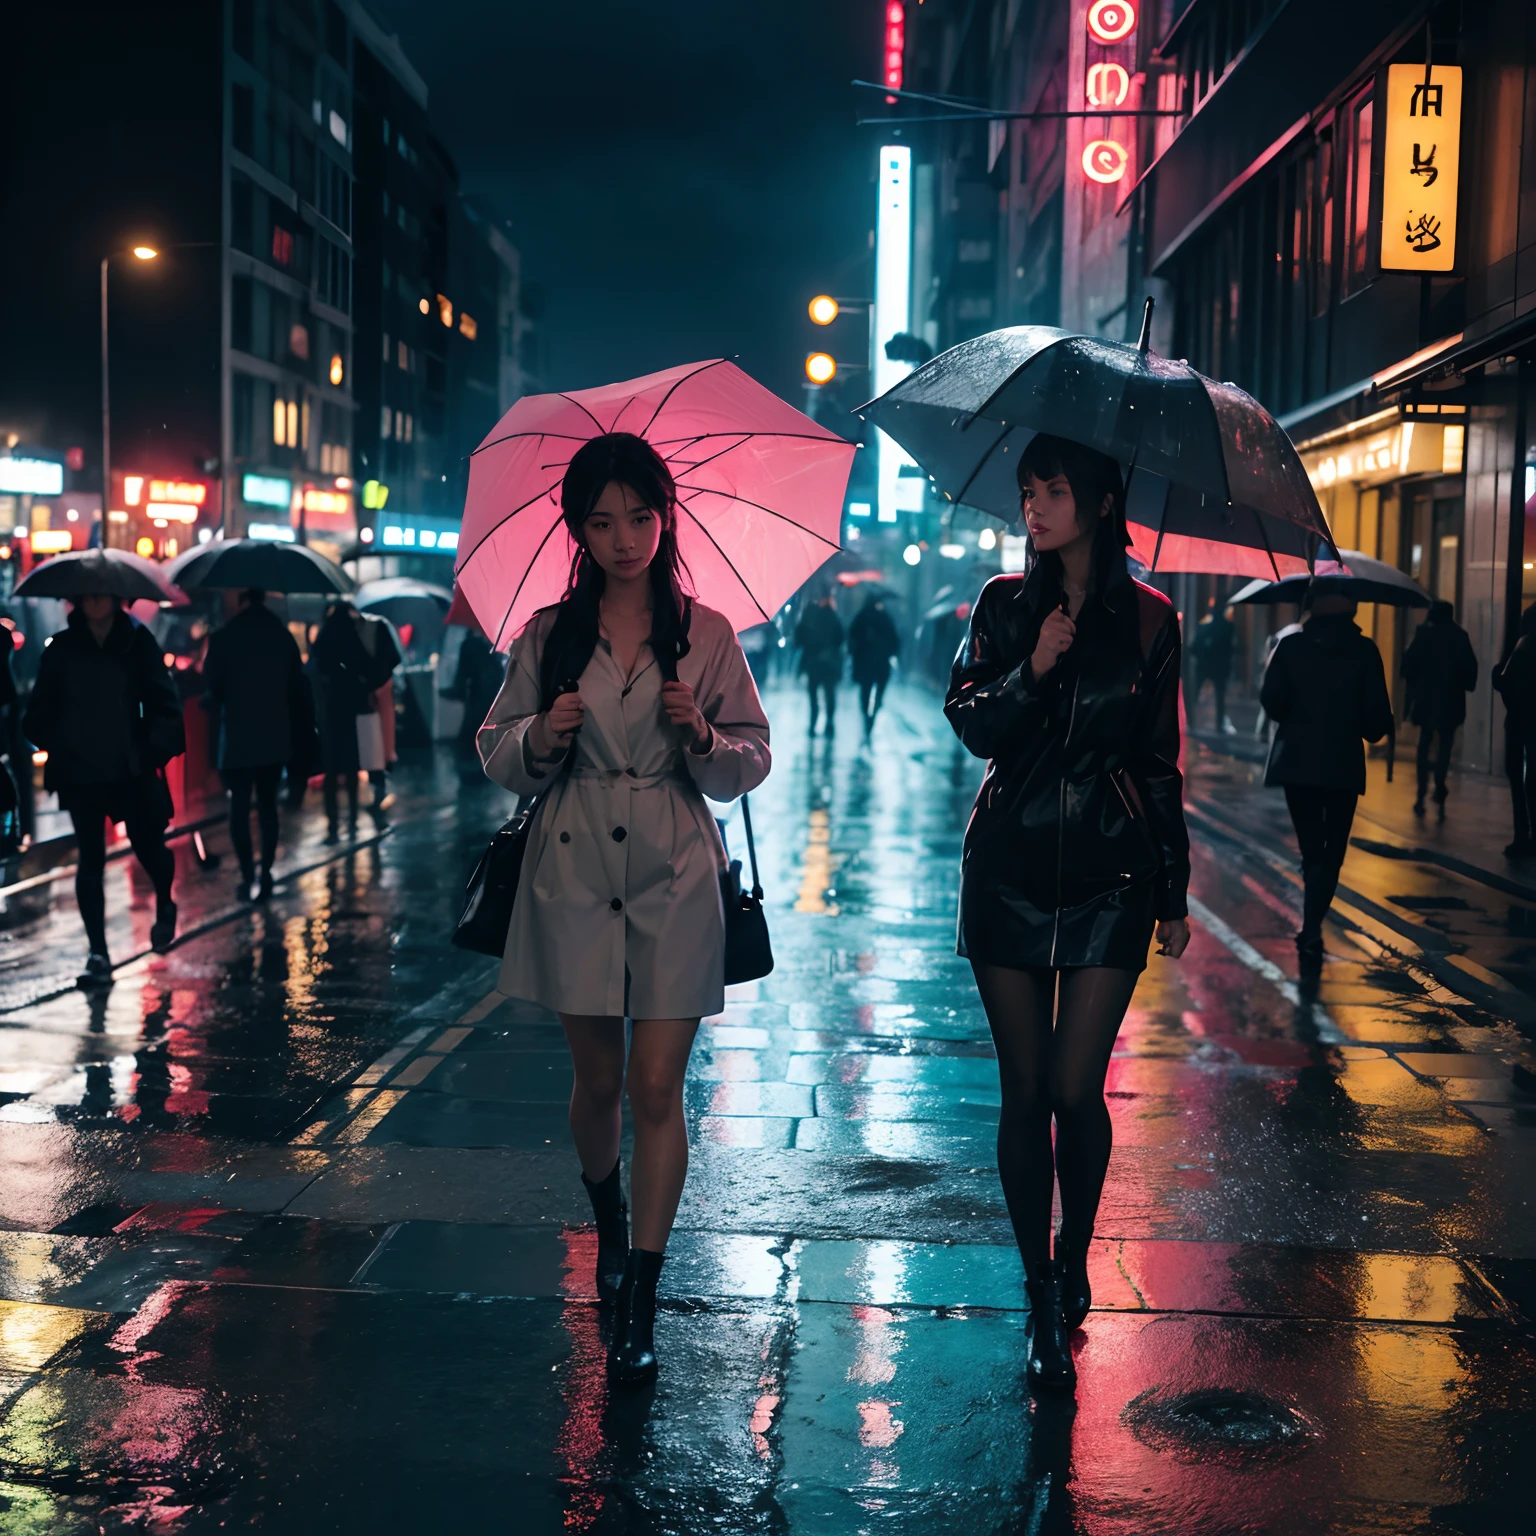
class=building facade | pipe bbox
[0,0,539,581]
[894,0,1536,771]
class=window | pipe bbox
[232,277,253,353]
[317,237,351,313]
[232,0,255,62]
[288,323,310,362]
[382,331,390,361]
[232,84,254,156]
[1312,126,1334,317]
[1346,90,1375,291]
[398,340,410,371]
[381,404,393,439]
[232,373,255,460]
[271,224,295,268]
[274,395,299,449]
[458,311,477,341]
[231,177,255,253]
[325,1,348,63]
[316,154,352,235]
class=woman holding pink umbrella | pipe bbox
[477,432,771,1385]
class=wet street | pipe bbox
[0,678,1529,1533]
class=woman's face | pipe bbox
[583,479,663,582]
[1021,472,1089,552]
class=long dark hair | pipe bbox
[1013,433,1136,611]
[537,432,693,705]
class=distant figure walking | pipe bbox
[1189,601,1236,732]
[848,594,900,739]
[1260,592,1393,968]
[201,590,311,900]
[23,595,185,986]
[1494,602,1536,858]
[310,603,377,842]
[356,611,402,824]
[1401,600,1478,819]
[795,595,844,735]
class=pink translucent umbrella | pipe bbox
[457,359,855,650]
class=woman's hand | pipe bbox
[531,690,584,758]
[1155,918,1191,959]
[661,681,711,752]
[1031,609,1076,680]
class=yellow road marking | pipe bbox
[428,1025,473,1054]
[333,1089,406,1144]
[456,991,504,1025]
[391,1053,444,1087]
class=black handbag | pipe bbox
[452,791,547,956]
[722,794,773,985]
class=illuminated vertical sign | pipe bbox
[1082,1,1136,184]
[1380,64,1462,273]
[884,3,905,102]
[873,145,912,524]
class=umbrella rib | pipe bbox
[948,418,1019,513]
[648,429,848,447]
[953,342,1060,433]
[637,359,730,440]
[470,428,597,458]
[453,477,567,572]
[674,503,773,625]
[557,394,609,437]
[673,483,843,551]
[494,511,570,652]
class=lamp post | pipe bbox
[99,241,217,549]
[100,245,159,548]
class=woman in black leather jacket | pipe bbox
[945,434,1191,1392]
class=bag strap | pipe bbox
[740,794,763,899]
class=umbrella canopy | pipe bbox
[168,538,352,595]
[1229,550,1431,608]
[444,584,484,636]
[355,577,453,611]
[14,548,184,604]
[859,318,1335,578]
[457,359,855,649]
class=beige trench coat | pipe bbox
[478,601,771,1019]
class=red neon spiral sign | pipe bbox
[1087,1,1136,44]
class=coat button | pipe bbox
[560,831,570,843]
[610,897,623,912]
[612,826,627,842]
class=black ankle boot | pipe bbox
[581,1159,629,1302]
[1054,1231,1092,1331]
[609,1248,665,1384]
[1023,1263,1076,1392]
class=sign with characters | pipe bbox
[1381,63,1461,273]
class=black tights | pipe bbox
[972,962,1139,1269]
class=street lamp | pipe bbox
[100,244,160,548]
[805,352,837,385]
[100,241,217,548]
[808,294,840,326]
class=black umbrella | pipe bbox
[1230,551,1431,608]
[14,548,182,603]
[168,537,352,595]
[859,303,1336,577]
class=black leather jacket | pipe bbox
[945,568,1189,971]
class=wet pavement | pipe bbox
[0,680,1529,1532]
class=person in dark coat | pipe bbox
[451,630,505,750]
[848,595,900,739]
[356,610,402,824]
[201,590,310,899]
[1494,602,1536,857]
[1401,600,1478,818]
[946,434,1190,1394]
[23,594,185,986]
[310,603,376,841]
[794,596,844,735]
[1260,591,1393,967]
[1189,602,1236,732]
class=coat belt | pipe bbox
[568,766,680,789]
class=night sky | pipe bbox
[364,0,881,404]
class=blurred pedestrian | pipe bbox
[23,594,184,987]
[1494,602,1536,857]
[0,621,20,855]
[1189,599,1236,732]
[450,630,505,750]
[1260,592,1392,969]
[1401,600,1477,819]
[356,610,402,824]
[479,433,770,1386]
[795,594,843,734]
[848,593,900,739]
[947,434,1189,1394]
[310,602,375,843]
[201,590,310,900]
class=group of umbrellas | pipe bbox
[452,301,1425,649]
